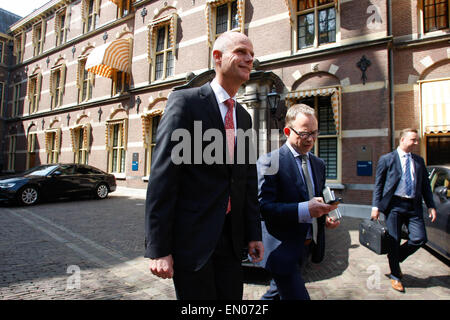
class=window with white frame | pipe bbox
[55,8,68,46]
[13,32,25,64]
[82,0,100,34]
[46,130,60,164]
[205,0,245,50]
[78,58,94,102]
[70,124,91,165]
[215,1,239,37]
[28,73,41,114]
[144,115,161,176]
[116,0,132,18]
[300,95,339,180]
[112,123,125,173]
[154,25,174,81]
[32,21,45,57]
[148,12,178,82]
[76,127,89,164]
[296,0,336,50]
[27,131,37,169]
[50,64,66,108]
[112,70,129,95]
[107,120,127,174]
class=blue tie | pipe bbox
[404,154,413,197]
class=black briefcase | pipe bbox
[359,219,390,255]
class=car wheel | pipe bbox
[95,183,109,199]
[18,186,39,206]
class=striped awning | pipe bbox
[421,79,450,134]
[86,38,131,78]
[285,87,341,133]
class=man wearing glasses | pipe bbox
[257,103,340,300]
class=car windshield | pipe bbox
[24,165,59,176]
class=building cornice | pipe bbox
[394,34,450,50]
[8,0,69,34]
[9,13,135,72]
[259,37,393,68]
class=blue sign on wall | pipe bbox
[357,161,372,176]
[132,161,138,171]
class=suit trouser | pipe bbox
[172,213,243,300]
[385,196,427,280]
[261,243,312,300]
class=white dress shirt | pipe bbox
[210,79,237,136]
[394,147,416,198]
[285,141,314,224]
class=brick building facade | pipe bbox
[1,0,449,205]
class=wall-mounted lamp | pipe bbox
[267,87,280,115]
[135,96,142,113]
[141,7,147,23]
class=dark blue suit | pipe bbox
[372,150,435,279]
[257,143,326,299]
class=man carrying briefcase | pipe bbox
[371,128,436,293]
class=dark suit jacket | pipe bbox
[257,143,327,275]
[144,82,261,272]
[372,150,435,215]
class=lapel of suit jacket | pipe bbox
[199,83,226,135]
[280,144,309,200]
[411,153,421,194]
[393,150,402,183]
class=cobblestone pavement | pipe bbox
[0,187,448,300]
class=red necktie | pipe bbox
[224,98,235,214]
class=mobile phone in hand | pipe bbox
[327,197,342,205]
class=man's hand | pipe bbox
[248,241,264,263]
[149,255,174,279]
[325,216,340,229]
[428,208,437,223]
[371,207,380,220]
[308,197,338,218]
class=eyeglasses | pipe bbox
[289,127,320,139]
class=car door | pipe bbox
[424,168,450,258]
[73,165,95,195]
[47,164,77,198]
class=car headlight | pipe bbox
[0,183,16,188]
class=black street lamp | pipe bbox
[267,87,280,115]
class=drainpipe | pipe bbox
[387,0,395,151]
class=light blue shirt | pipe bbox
[285,142,314,224]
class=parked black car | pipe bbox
[0,164,116,206]
[424,165,450,261]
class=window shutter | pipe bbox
[60,63,67,95]
[49,69,55,97]
[37,73,42,106]
[41,18,47,47]
[94,0,101,15]
[83,123,92,150]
